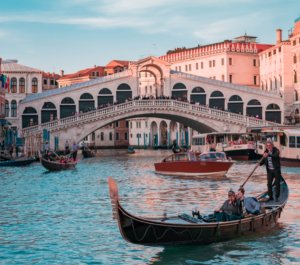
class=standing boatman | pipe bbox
[259,140,281,202]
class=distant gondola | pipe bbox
[40,156,77,171]
[127,147,135,154]
[108,176,288,246]
[82,148,96,158]
[0,157,36,167]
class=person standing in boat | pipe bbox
[259,140,281,202]
[65,140,70,155]
[71,142,79,161]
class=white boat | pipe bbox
[252,128,300,167]
[191,132,260,161]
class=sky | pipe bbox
[0,0,299,74]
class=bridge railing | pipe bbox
[21,99,279,135]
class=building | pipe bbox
[42,72,60,91]
[57,66,105,88]
[1,59,43,130]
[259,17,300,123]
[104,60,130,76]
[159,34,273,88]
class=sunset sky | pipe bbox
[1,0,299,73]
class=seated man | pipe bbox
[236,187,261,216]
[214,189,242,221]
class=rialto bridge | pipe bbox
[19,57,283,150]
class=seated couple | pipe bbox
[213,187,261,222]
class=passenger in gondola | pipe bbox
[213,189,241,221]
[236,187,261,217]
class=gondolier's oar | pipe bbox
[240,156,264,188]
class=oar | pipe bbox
[240,156,264,188]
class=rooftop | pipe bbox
[1,60,43,73]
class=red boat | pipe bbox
[154,152,234,177]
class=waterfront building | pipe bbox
[259,17,300,124]
[159,35,273,88]
[57,66,105,88]
[104,60,129,76]
[42,72,60,91]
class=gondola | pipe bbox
[40,156,77,171]
[82,148,96,158]
[0,157,37,167]
[108,176,289,246]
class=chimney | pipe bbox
[276,29,282,44]
[60,69,64,77]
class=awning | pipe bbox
[0,119,12,126]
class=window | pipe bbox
[32,78,38,93]
[130,133,133,138]
[212,60,215,67]
[195,63,198,70]
[189,64,191,71]
[201,62,203,69]
[5,101,9,117]
[221,58,224,65]
[19,78,25,93]
[109,132,113,141]
[50,79,54,86]
[130,122,132,129]
[253,59,256,67]
[254,76,257,85]
[273,50,276,55]
[279,47,281,52]
[115,121,119,127]
[294,71,298,84]
[289,136,296,148]
[294,55,297,64]
[293,40,296,46]
[185,65,188,71]
[11,100,17,117]
[124,132,128,140]
[126,121,129,128]
[116,132,119,140]
[11,78,17,93]
[43,79,47,85]
[101,132,104,141]
[229,58,232,65]
[229,74,233,83]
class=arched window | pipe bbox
[5,100,9,117]
[22,107,38,128]
[98,88,113,107]
[32,78,38,93]
[209,91,225,110]
[295,90,299,102]
[172,83,187,100]
[11,100,17,117]
[11,78,17,93]
[294,70,298,84]
[266,103,281,123]
[190,86,206,105]
[228,95,243,114]
[60,97,76,119]
[41,102,57,123]
[79,93,95,113]
[19,78,25,93]
[116,83,132,103]
[246,99,262,118]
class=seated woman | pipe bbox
[236,187,261,216]
[214,189,242,221]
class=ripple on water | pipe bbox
[0,151,300,265]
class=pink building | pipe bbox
[159,35,273,88]
[260,17,300,123]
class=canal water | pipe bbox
[0,150,299,265]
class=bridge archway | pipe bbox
[159,120,168,146]
[190,87,206,105]
[209,91,225,110]
[22,107,38,128]
[228,95,243,114]
[172,83,187,100]
[79,93,95,113]
[265,103,281,123]
[116,83,132,103]
[60,97,76,119]
[150,121,158,146]
[98,88,113,107]
[170,121,178,144]
[246,99,262,118]
[41,102,57,123]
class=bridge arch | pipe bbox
[265,103,281,123]
[98,88,113,107]
[60,97,76,119]
[159,120,168,146]
[79,93,95,113]
[22,107,38,128]
[228,95,244,114]
[190,86,206,105]
[116,83,132,103]
[209,90,225,110]
[172,83,187,100]
[246,99,262,118]
[41,102,57,123]
[150,121,158,146]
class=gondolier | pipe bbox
[259,140,281,202]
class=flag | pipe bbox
[0,74,7,88]
[5,76,10,92]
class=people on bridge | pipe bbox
[258,140,281,202]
